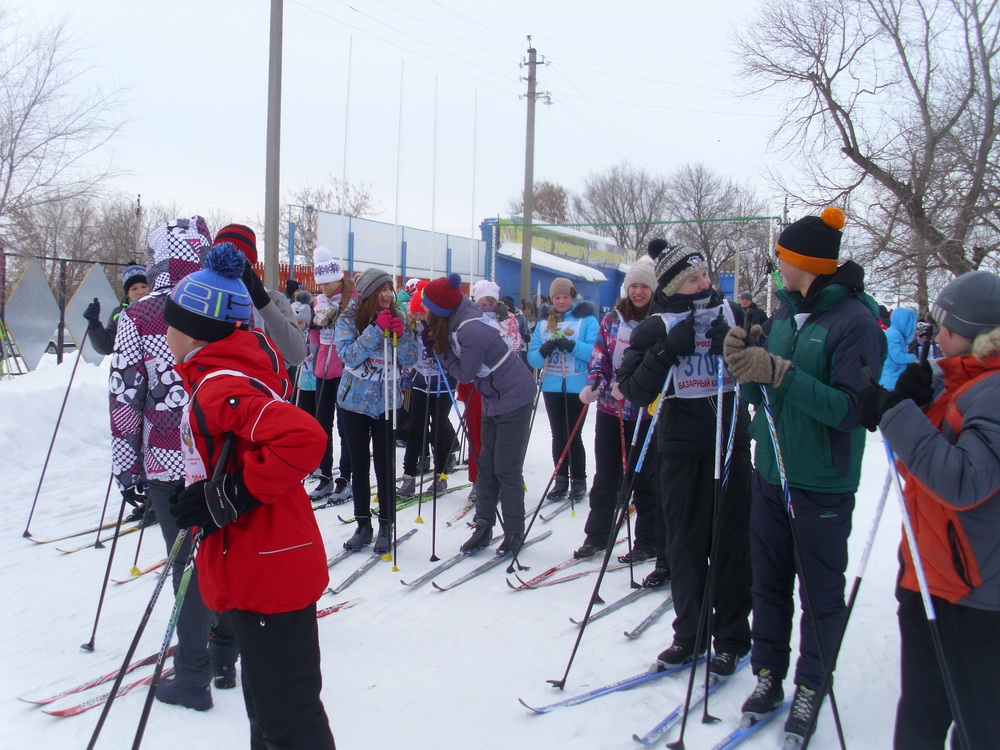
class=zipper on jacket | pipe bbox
[947,520,974,589]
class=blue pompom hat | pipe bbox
[164,243,253,342]
[423,273,464,317]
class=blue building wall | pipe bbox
[494,255,623,311]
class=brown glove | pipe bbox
[726,345,793,387]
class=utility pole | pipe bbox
[264,0,283,289]
[133,195,143,260]
[519,41,538,305]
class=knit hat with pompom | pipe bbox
[423,273,465,317]
[165,243,253,342]
[646,239,707,297]
[776,207,845,276]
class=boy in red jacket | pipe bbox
[164,243,336,749]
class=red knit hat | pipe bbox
[408,280,429,314]
[423,273,464,317]
[214,223,258,265]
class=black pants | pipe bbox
[894,586,1000,749]
[339,408,391,524]
[229,605,336,750]
[542,391,588,481]
[661,449,752,655]
[402,389,456,476]
[749,471,854,687]
[149,480,238,687]
[315,377,351,480]
[583,410,662,555]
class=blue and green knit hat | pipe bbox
[164,243,252,342]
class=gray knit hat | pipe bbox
[930,270,1000,339]
[354,267,393,302]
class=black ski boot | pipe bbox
[642,566,671,588]
[649,641,702,673]
[568,479,588,500]
[740,668,785,727]
[343,520,374,550]
[573,539,604,559]
[546,476,569,501]
[461,524,493,552]
[373,522,393,555]
[213,664,237,689]
[783,684,819,745]
[497,533,524,555]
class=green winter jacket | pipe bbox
[742,262,886,493]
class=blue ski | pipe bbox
[517,656,706,714]
[709,699,792,750]
[632,656,750,744]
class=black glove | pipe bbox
[706,312,730,357]
[539,339,558,358]
[893,360,934,406]
[857,384,906,432]
[170,474,260,537]
[122,485,146,508]
[554,336,575,352]
[84,299,102,328]
[663,312,696,357]
[495,303,509,322]
[242,261,271,310]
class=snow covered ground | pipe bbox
[0,355,902,749]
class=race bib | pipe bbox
[612,318,637,372]
[657,304,735,399]
[541,319,580,377]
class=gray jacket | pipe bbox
[880,353,1000,610]
[439,298,536,417]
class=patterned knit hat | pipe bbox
[313,246,344,284]
[423,273,464,317]
[549,277,576,298]
[355,267,393,302]
[214,223,258,265]
[165,243,253,342]
[405,278,421,295]
[646,239,707,296]
[930,270,1000,339]
[471,279,501,303]
[776,207,845,276]
[121,263,147,295]
[623,258,656,291]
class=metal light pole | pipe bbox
[264,0,283,289]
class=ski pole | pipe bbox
[615,403,640,589]
[389,330,401,570]
[130,528,204,750]
[859,357,970,750]
[91,473,116,550]
[668,356,730,749]
[414,376,433,525]
[23,326,91,538]
[86,528,188,749]
[547,366,674,691]
[758,385,848,750]
[560,349,577,517]
[512,401,590,574]
[428,376,442,560]
[800,467,892,750]
[128,493,155,575]
[80,489,132,652]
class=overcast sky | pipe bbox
[22,0,783,243]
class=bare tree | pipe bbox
[0,9,125,234]
[662,163,773,293]
[507,180,570,224]
[734,0,1000,309]
[571,161,671,255]
[281,177,381,265]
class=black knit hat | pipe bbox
[775,207,845,276]
[646,239,707,296]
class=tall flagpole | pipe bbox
[394,60,404,284]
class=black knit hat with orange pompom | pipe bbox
[776,207,845,276]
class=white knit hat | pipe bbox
[623,258,656,292]
[471,279,501,302]
[313,246,344,284]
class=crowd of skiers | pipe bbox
[90,208,999,749]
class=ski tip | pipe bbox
[430,582,446,592]
[516,697,544,713]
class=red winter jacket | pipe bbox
[174,330,329,614]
